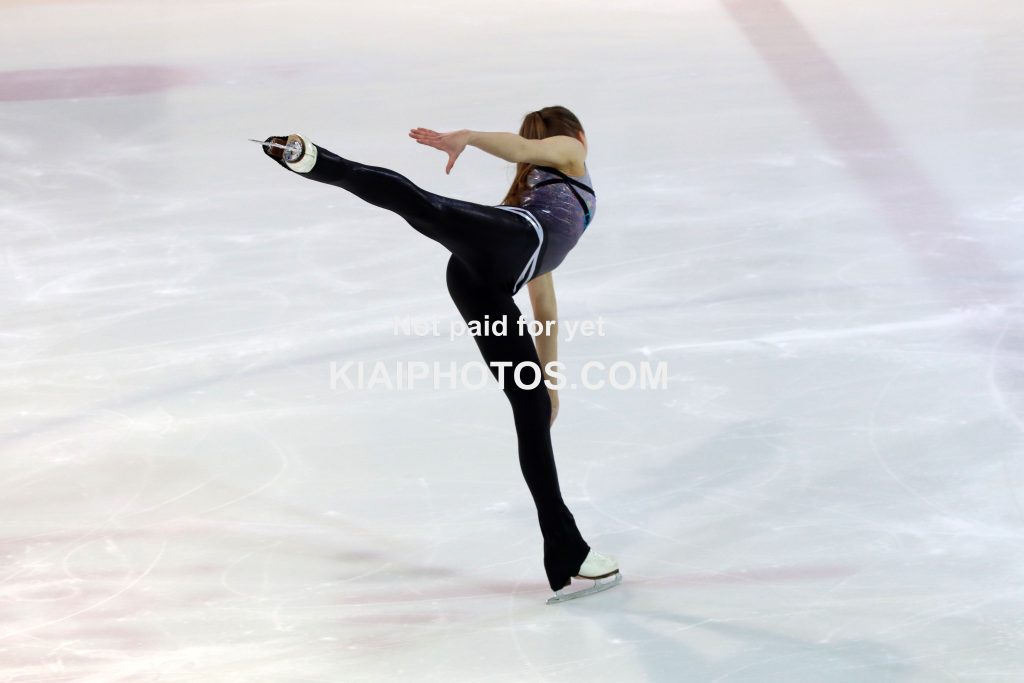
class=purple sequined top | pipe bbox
[504,164,596,278]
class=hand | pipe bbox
[548,388,559,427]
[409,127,470,175]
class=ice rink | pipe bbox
[2,0,1023,680]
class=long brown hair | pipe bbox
[500,105,585,206]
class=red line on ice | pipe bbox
[0,64,197,102]
[722,0,1024,423]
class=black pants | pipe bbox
[281,143,591,591]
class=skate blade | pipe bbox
[249,138,304,163]
[546,572,622,605]
[249,138,287,150]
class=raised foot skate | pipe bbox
[251,135,305,163]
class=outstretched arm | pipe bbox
[467,131,583,169]
[409,128,584,174]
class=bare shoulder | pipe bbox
[521,135,586,175]
[554,136,586,176]
[560,157,587,177]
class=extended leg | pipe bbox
[267,135,538,292]
[445,255,591,592]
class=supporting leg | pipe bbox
[445,255,591,592]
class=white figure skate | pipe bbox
[547,549,622,605]
[252,134,319,173]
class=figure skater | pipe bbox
[258,105,620,603]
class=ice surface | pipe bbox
[1,0,1023,681]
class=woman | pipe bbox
[259,105,620,603]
